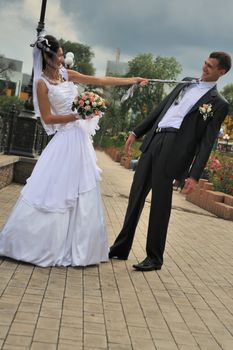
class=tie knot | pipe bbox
[174,85,189,105]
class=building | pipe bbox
[105,48,129,76]
[0,56,31,101]
[20,73,31,101]
[0,56,25,97]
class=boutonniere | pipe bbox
[199,103,213,121]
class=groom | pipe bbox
[109,51,231,271]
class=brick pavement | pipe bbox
[0,151,233,350]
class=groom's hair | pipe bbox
[209,52,231,73]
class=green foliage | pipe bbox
[111,132,127,147]
[59,39,95,75]
[119,53,182,124]
[96,53,182,145]
[94,131,126,149]
[94,134,116,148]
[0,95,23,113]
[94,133,142,159]
[128,54,182,80]
[130,141,142,159]
[221,84,233,115]
[221,84,233,134]
[93,86,132,141]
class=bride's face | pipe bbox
[54,47,64,66]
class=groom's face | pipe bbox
[201,58,225,82]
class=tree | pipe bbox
[59,39,95,75]
[0,95,23,113]
[119,53,182,125]
[221,84,233,135]
[94,54,182,147]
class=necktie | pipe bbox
[174,79,199,105]
[174,84,190,105]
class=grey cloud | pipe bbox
[61,0,232,51]
[59,0,233,87]
[0,0,232,89]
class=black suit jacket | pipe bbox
[133,77,229,181]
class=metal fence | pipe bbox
[0,105,50,157]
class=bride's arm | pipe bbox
[37,80,77,124]
[67,69,147,86]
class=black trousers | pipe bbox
[110,132,176,265]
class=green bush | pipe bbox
[0,95,24,113]
[131,141,142,159]
[94,132,142,159]
[94,135,115,148]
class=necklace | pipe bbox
[42,72,64,85]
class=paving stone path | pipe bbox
[0,151,233,350]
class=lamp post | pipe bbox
[223,134,230,152]
[64,52,75,69]
[36,0,48,36]
[214,127,224,151]
[24,0,48,109]
[8,0,48,157]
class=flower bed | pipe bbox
[186,153,233,220]
[204,154,233,196]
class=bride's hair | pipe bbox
[32,34,62,119]
[37,35,60,69]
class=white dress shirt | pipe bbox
[158,81,216,129]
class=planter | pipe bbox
[120,155,132,169]
[186,178,233,220]
[112,149,122,162]
[104,147,123,163]
[104,148,135,169]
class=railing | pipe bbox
[0,105,17,154]
[0,105,50,157]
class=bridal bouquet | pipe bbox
[72,91,107,119]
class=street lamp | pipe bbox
[214,127,224,151]
[223,133,230,152]
[8,0,48,157]
[25,0,48,109]
[36,0,47,36]
[64,52,75,68]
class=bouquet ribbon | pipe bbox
[121,78,199,102]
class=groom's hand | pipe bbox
[181,177,198,195]
[125,133,136,156]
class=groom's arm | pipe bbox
[189,101,229,180]
[132,93,172,138]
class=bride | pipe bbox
[0,34,147,267]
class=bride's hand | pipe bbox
[135,77,149,86]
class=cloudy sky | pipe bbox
[0,0,232,89]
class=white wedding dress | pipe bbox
[0,72,109,267]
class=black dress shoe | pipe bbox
[109,250,128,260]
[133,257,162,271]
